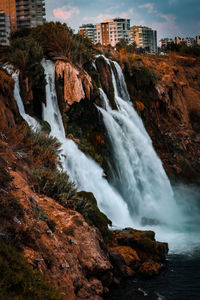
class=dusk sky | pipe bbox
[46,0,200,40]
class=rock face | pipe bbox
[0,138,112,300]
[55,60,93,107]
[109,228,168,278]
[0,69,20,130]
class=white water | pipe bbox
[12,72,40,130]
[12,58,200,254]
[95,56,200,253]
[97,59,181,227]
[41,59,133,228]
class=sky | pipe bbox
[45,0,200,40]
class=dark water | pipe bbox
[106,252,200,300]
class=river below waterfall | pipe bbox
[106,252,200,300]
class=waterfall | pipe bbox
[97,57,181,227]
[12,72,40,130]
[41,59,133,228]
[12,58,200,254]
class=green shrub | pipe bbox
[32,204,56,232]
[75,191,112,243]
[34,168,77,204]
[8,22,95,69]
[0,240,63,299]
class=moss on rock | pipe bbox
[75,191,112,243]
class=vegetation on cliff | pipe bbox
[164,42,200,57]
[0,241,62,300]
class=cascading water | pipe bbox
[96,56,200,253]
[41,59,133,228]
[12,58,200,254]
[97,58,181,227]
[12,71,40,130]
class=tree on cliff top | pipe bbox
[9,22,95,68]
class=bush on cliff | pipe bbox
[76,191,112,243]
[7,36,45,89]
[0,240,62,299]
[116,39,137,53]
[6,125,78,204]
[165,42,200,57]
[35,168,77,204]
[8,22,95,69]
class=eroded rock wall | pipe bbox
[55,60,93,108]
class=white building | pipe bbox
[79,24,96,41]
[0,10,10,45]
[130,26,157,53]
[95,18,130,47]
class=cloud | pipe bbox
[105,4,122,13]
[138,3,155,13]
[151,14,180,39]
[53,5,80,20]
[82,8,135,23]
[119,8,135,18]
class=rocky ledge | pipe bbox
[109,228,168,281]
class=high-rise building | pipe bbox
[79,24,96,41]
[95,18,130,47]
[0,9,10,45]
[0,0,17,32]
[0,0,46,37]
[130,26,157,53]
[16,0,46,29]
[196,35,200,46]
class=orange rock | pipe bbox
[55,61,93,106]
[109,246,140,269]
[136,101,145,112]
[0,141,113,299]
[0,70,20,130]
[139,261,162,277]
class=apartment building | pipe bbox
[79,24,96,41]
[196,35,200,46]
[159,38,174,48]
[130,26,157,53]
[16,0,46,29]
[0,0,17,32]
[0,10,10,45]
[95,18,130,46]
[0,0,45,36]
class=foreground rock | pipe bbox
[109,228,168,280]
